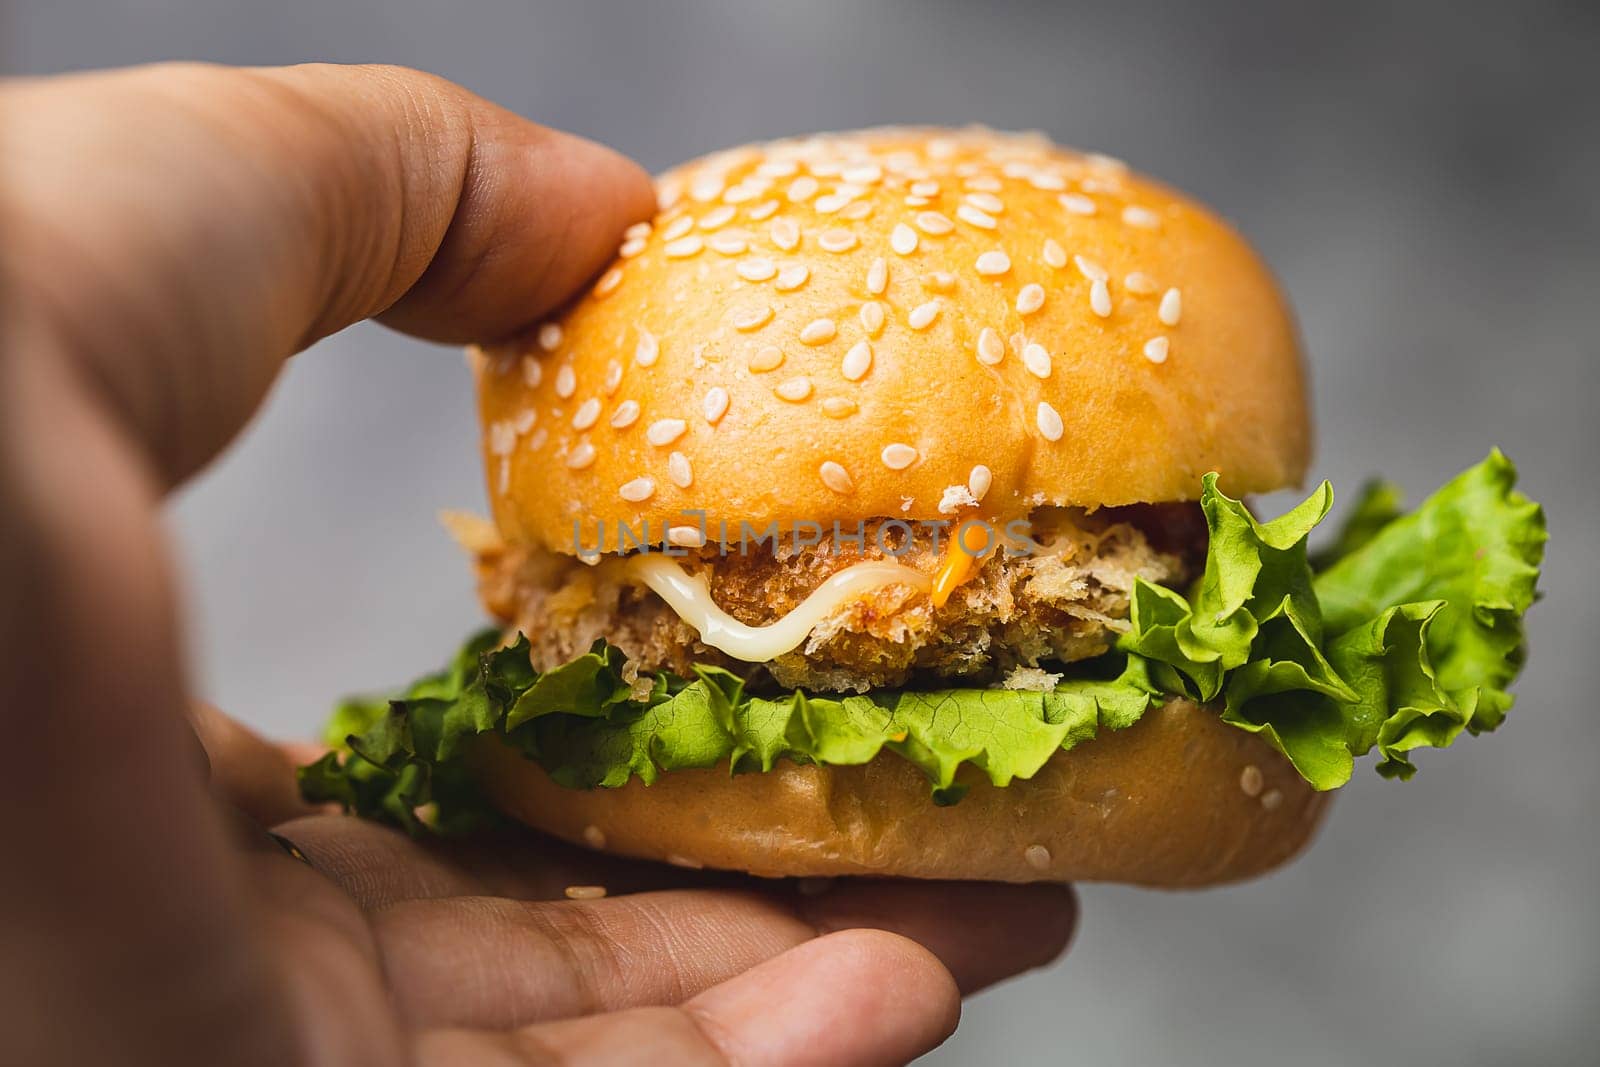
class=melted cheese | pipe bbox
[625,555,931,662]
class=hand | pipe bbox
[0,63,1076,1066]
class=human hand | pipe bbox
[0,63,1076,1066]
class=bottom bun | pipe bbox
[472,699,1329,886]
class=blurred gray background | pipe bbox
[7,1,1597,1063]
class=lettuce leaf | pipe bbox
[1120,450,1545,788]
[300,454,1546,829]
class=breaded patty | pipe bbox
[457,505,1202,693]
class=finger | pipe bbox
[273,814,743,908]
[798,878,1077,994]
[415,929,960,1067]
[362,879,1074,1028]
[372,890,814,1028]
[190,702,324,826]
[1,61,653,485]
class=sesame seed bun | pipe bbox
[475,126,1310,553]
[471,697,1328,885]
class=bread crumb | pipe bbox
[938,484,978,514]
[1003,665,1062,691]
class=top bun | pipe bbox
[476,127,1309,554]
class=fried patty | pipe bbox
[458,505,1202,693]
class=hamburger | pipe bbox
[301,127,1546,887]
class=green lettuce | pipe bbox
[300,453,1545,829]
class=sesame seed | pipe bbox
[965,191,1004,214]
[665,853,704,870]
[664,235,703,258]
[860,301,886,336]
[667,524,704,548]
[1059,192,1097,216]
[1036,401,1064,441]
[924,271,956,292]
[1074,255,1107,282]
[563,884,608,901]
[975,250,1011,276]
[521,357,543,388]
[976,327,1005,366]
[555,365,576,399]
[843,162,883,184]
[566,441,597,469]
[1086,152,1128,173]
[1042,239,1067,269]
[528,427,548,451]
[799,319,837,345]
[915,211,954,235]
[619,237,647,258]
[969,464,993,501]
[821,397,858,419]
[1029,172,1067,191]
[1090,279,1113,317]
[819,461,854,494]
[668,451,693,488]
[689,175,724,202]
[1122,204,1160,229]
[891,223,919,255]
[757,159,798,178]
[634,328,660,367]
[610,400,641,428]
[965,174,1002,192]
[732,305,774,332]
[818,228,858,253]
[770,218,800,251]
[707,232,748,255]
[537,323,563,352]
[737,257,777,282]
[842,340,873,381]
[489,420,516,456]
[904,195,931,207]
[1143,336,1170,364]
[1023,844,1052,871]
[813,192,852,214]
[512,408,537,434]
[703,387,730,424]
[881,443,919,470]
[699,204,736,230]
[572,398,601,430]
[775,376,813,402]
[1023,342,1052,378]
[1239,765,1264,797]
[662,215,694,241]
[1124,271,1158,294]
[1261,788,1284,811]
[646,418,687,447]
[842,200,873,221]
[1017,283,1046,315]
[748,345,784,372]
[747,198,780,220]
[624,222,652,241]
[619,477,655,503]
[1159,287,1183,326]
[910,179,940,197]
[775,264,810,291]
[908,299,942,330]
[957,203,998,229]
[603,360,623,396]
[582,823,607,848]
[787,175,819,202]
[867,257,888,295]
